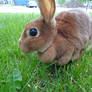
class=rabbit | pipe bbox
[19,0,92,65]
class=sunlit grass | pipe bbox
[0,13,92,92]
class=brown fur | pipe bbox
[19,0,92,65]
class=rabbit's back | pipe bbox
[56,9,91,50]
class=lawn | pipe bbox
[0,13,92,92]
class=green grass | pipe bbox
[0,13,92,92]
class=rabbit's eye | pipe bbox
[29,28,38,36]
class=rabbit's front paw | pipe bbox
[38,46,56,63]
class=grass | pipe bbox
[0,13,92,92]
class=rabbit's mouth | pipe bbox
[19,45,31,53]
[19,39,31,53]
[20,47,31,53]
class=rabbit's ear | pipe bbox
[38,0,56,23]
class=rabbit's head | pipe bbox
[19,0,57,53]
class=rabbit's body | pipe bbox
[19,0,92,65]
[38,10,92,65]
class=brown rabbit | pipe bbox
[19,0,92,65]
